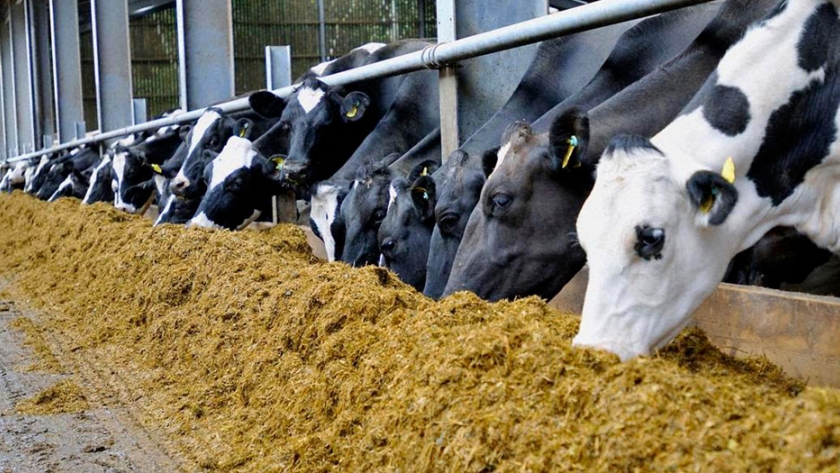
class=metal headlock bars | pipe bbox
[5,0,715,164]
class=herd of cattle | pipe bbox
[2,0,840,360]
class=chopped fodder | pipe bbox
[16,379,89,415]
[11,316,63,373]
[0,192,837,472]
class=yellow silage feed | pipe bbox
[0,192,837,472]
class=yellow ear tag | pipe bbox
[345,105,358,119]
[561,135,579,169]
[270,155,285,171]
[421,167,428,177]
[150,164,162,174]
[721,157,736,184]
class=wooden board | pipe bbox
[549,269,840,388]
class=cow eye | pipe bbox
[634,225,666,261]
[208,136,220,148]
[372,209,387,224]
[491,193,512,209]
[280,120,291,132]
[438,214,458,232]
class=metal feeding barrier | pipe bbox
[4,0,715,164]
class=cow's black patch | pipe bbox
[797,3,840,73]
[604,134,663,157]
[747,68,840,206]
[703,85,751,136]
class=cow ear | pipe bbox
[686,170,738,226]
[549,107,589,172]
[179,124,193,143]
[481,147,500,178]
[249,90,287,118]
[407,159,438,183]
[234,118,255,139]
[202,160,215,186]
[341,92,370,122]
[410,175,436,223]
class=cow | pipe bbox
[186,137,282,230]
[82,155,115,205]
[247,39,434,190]
[0,160,30,193]
[35,147,99,201]
[25,152,60,196]
[574,0,840,361]
[377,164,437,291]
[441,0,780,302]
[48,169,90,202]
[423,149,489,299]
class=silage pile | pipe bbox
[0,192,838,472]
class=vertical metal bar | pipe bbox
[265,45,296,224]
[75,121,86,140]
[265,45,292,90]
[317,0,326,62]
[49,0,84,145]
[33,0,55,149]
[11,0,37,154]
[1,11,16,157]
[418,0,426,38]
[437,0,458,162]
[133,98,147,124]
[176,0,235,110]
[0,15,6,161]
[91,0,133,133]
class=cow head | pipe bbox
[25,154,54,195]
[574,135,739,361]
[188,136,284,230]
[82,156,115,205]
[48,169,89,202]
[443,109,594,302]
[309,182,349,262]
[0,161,28,193]
[112,145,159,214]
[170,108,250,199]
[338,155,404,267]
[250,78,371,190]
[378,167,437,291]
[422,150,487,299]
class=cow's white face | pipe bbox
[575,141,739,361]
[310,183,341,262]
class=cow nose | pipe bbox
[280,161,307,183]
[170,178,189,195]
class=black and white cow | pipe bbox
[25,152,62,196]
[574,0,840,360]
[82,155,115,205]
[0,160,30,192]
[186,137,282,230]
[441,0,780,302]
[35,147,99,201]
[248,40,434,190]
[48,169,91,202]
[377,167,437,291]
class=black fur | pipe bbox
[686,170,739,225]
[703,84,751,136]
[797,3,840,73]
[604,134,664,157]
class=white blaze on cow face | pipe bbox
[387,183,397,211]
[83,156,111,205]
[573,0,840,361]
[173,110,223,189]
[154,195,176,226]
[49,175,75,202]
[207,136,255,191]
[311,183,341,262]
[297,87,326,114]
[492,141,513,175]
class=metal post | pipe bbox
[75,121,86,140]
[317,0,327,62]
[1,11,16,157]
[32,0,55,149]
[0,14,6,161]
[91,0,134,134]
[265,46,292,90]
[265,45,296,224]
[418,0,426,38]
[11,0,37,154]
[133,98,147,124]
[49,0,84,145]
[176,0,235,110]
[437,0,458,162]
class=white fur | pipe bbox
[298,87,326,114]
[111,151,136,213]
[310,59,335,76]
[25,156,51,193]
[188,211,223,230]
[493,141,512,174]
[154,195,177,226]
[208,136,255,191]
[357,42,386,53]
[387,183,397,211]
[188,110,222,157]
[575,0,840,360]
[311,184,340,262]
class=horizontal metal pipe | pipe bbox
[5,0,714,163]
